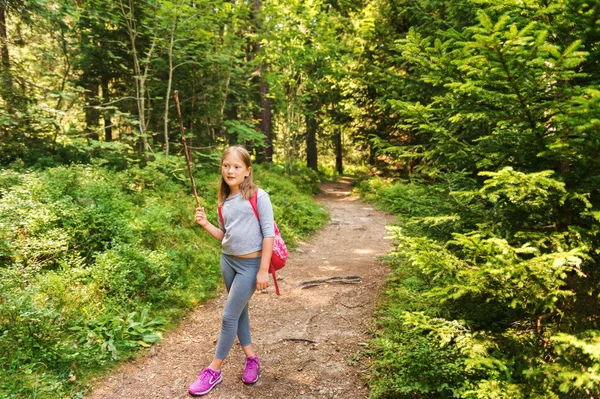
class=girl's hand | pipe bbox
[195,206,208,227]
[256,270,269,291]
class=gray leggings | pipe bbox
[214,254,259,360]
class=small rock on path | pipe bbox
[86,178,395,399]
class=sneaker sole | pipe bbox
[188,375,222,396]
[242,371,259,385]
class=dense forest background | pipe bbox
[1,0,600,398]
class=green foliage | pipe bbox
[355,2,600,396]
[527,331,600,395]
[223,120,265,147]
[258,162,325,195]
[353,176,395,205]
[355,172,479,240]
[70,309,166,362]
[477,168,568,226]
[359,167,600,397]
[372,311,514,398]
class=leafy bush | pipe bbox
[358,169,600,398]
[365,9,600,397]
[355,172,480,241]
[257,163,325,195]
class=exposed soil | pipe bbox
[86,177,396,399]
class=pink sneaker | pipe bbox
[242,356,260,384]
[188,367,222,396]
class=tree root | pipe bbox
[298,275,362,289]
[281,338,318,344]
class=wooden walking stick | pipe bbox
[173,90,200,207]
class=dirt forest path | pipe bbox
[87,178,396,399]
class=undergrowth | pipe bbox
[356,172,600,399]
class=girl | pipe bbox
[188,145,275,396]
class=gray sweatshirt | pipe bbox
[218,188,275,256]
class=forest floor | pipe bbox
[86,177,396,399]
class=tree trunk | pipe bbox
[219,74,231,141]
[0,4,12,93]
[335,129,343,175]
[306,113,318,171]
[101,74,112,142]
[253,0,273,163]
[369,141,376,165]
[119,0,155,154]
[225,92,238,145]
[163,22,176,156]
[85,82,100,141]
[259,78,273,161]
[190,79,196,135]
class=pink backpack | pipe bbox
[218,191,288,295]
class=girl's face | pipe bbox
[221,152,250,192]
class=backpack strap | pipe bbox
[248,191,260,220]
[270,266,281,295]
[248,190,281,295]
[217,205,224,227]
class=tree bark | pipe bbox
[85,82,100,141]
[253,0,273,163]
[306,113,318,171]
[259,77,273,161]
[119,0,155,154]
[163,12,178,157]
[0,4,13,92]
[101,74,112,142]
[335,129,343,175]
[369,142,376,165]
[225,92,238,145]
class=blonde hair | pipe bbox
[218,145,258,205]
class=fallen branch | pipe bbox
[339,301,366,309]
[281,338,318,344]
[300,283,321,290]
[298,275,362,287]
[301,281,362,290]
